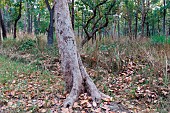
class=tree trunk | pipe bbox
[117,16,120,38]
[113,19,117,38]
[27,3,31,34]
[45,0,54,46]
[55,0,108,107]
[81,9,84,39]
[146,21,150,37]
[24,13,27,34]
[152,20,155,36]
[158,15,160,35]
[30,11,33,33]
[163,0,166,35]
[134,11,138,39]
[71,0,75,30]
[37,13,41,34]
[0,27,1,45]
[13,0,22,39]
[0,8,7,39]
[128,18,132,40]
[141,0,145,38]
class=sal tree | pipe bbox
[55,0,109,107]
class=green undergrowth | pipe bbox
[0,55,51,84]
[151,35,170,44]
[2,37,59,58]
[0,55,63,112]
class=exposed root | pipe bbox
[63,88,79,108]
[77,53,110,103]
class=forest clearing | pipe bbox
[0,0,170,113]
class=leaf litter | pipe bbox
[0,46,170,113]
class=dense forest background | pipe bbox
[0,0,170,42]
[0,0,170,113]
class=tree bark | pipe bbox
[45,0,54,45]
[71,0,75,30]
[141,0,145,38]
[146,21,150,37]
[134,11,138,39]
[163,0,166,35]
[30,10,33,33]
[0,8,7,39]
[158,15,160,35]
[13,0,22,39]
[117,16,120,38]
[0,27,1,45]
[27,3,31,34]
[55,0,108,107]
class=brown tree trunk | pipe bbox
[0,8,7,39]
[0,27,2,45]
[27,3,31,34]
[55,0,108,107]
[134,11,138,39]
[71,0,75,30]
[128,18,132,40]
[81,9,84,39]
[45,0,54,45]
[117,16,120,38]
[163,0,166,35]
[141,0,145,38]
[13,0,22,39]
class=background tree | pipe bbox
[81,0,117,46]
[45,0,55,45]
[0,8,7,39]
[13,0,22,39]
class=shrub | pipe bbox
[18,39,36,51]
[151,35,170,44]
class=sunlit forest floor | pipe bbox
[0,34,170,113]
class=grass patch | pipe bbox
[0,55,63,112]
[151,35,170,44]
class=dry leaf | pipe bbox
[92,101,97,107]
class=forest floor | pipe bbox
[0,37,170,113]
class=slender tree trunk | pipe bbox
[158,15,160,35]
[169,22,170,35]
[163,0,166,35]
[113,20,117,38]
[81,9,84,39]
[30,11,33,33]
[34,15,37,34]
[37,13,41,34]
[152,18,155,36]
[45,0,54,45]
[141,0,145,38]
[124,19,127,36]
[71,0,75,30]
[0,27,1,45]
[78,25,80,38]
[13,0,22,39]
[128,18,132,40]
[0,8,7,39]
[24,13,27,34]
[27,3,31,33]
[117,16,120,38]
[55,0,108,107]
[135,11,138,39]
[146,21,150,37]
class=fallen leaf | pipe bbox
[92,101,97,107]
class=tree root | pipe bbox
[63,88,79,107]
[63,53,110,108]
